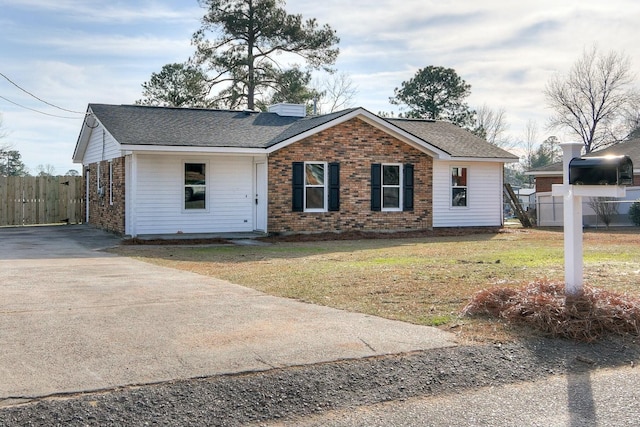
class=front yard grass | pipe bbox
[113,227,640,343]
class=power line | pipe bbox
[0,95,84,119]
[0,71,85,114]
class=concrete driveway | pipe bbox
[0,225,455,402]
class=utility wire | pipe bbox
[0,71,85,114]
[0,95,83,119]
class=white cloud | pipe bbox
[372,1,640,141]
[0,0,202,24]
[39,34,193,59]
[2,0,640,171]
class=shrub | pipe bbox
[587,197,618,228]
[630,200,640,226]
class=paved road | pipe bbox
[0,225,456,403]
[258,366,640,427]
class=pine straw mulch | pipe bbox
[462,279,640,342]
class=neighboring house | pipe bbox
[72,103,518,237]
[527,138,640,226]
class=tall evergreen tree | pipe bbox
[191,0,339,110]
[136,63,213,108]
[256,66,319,112]
[0,149,28,176]
[390,66,475,128]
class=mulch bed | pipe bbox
[462,279,640,342]
[121,227,504,245]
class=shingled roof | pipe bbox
[82,104,517,160]
[387,117,517,159]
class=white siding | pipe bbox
[432,160,504,227]
[132,154,256,235]
[82,126,121,165]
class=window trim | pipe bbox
[381,163,403,212]
[183,161,209,212]
[451,166,469,208]
[304,161,328,212]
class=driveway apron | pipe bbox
[0,225,456,401]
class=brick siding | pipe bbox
[535,174,640,192]
[86,157,125,234]
[268,117,433,233]
[535,176,563,193]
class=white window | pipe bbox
[305,162,327,212]
[451,167,468,207]
[184,163,206,210]
[382,164,402,211]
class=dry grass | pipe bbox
[112,227,640,343]
[462,279,640,342]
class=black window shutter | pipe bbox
[371,163,381,211]
[403,163,414,211]
[292,162,304,212]
[328,162,340,211]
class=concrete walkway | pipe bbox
[0,225,456,402]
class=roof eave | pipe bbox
[524,170,562,176]
[447,156,520,163]
[121,144,267,155]
[72,107,97,163]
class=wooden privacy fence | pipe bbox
[0,176,83,226]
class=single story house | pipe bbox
[72,103,518,237]
[526,138,640,226]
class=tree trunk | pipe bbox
[247,0,256,110]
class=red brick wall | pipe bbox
[535,174,640,192]
[86,157,125,234]
[268,118,433,233]
[535,176,563,193]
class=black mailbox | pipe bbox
[569,155,634,185]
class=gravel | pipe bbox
[2,336,639,426]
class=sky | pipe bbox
[1,0,640,175]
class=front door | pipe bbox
[255,162,267,231]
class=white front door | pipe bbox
[255,162,267,231]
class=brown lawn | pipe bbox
[112,227,640,343]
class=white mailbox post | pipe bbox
[552,142,627,296]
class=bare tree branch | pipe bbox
[474,104,511,148]
[313,72,358,113]
[544,45,639,153]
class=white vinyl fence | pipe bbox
[536,187,640,227]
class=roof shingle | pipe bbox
[86,104,517,159]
